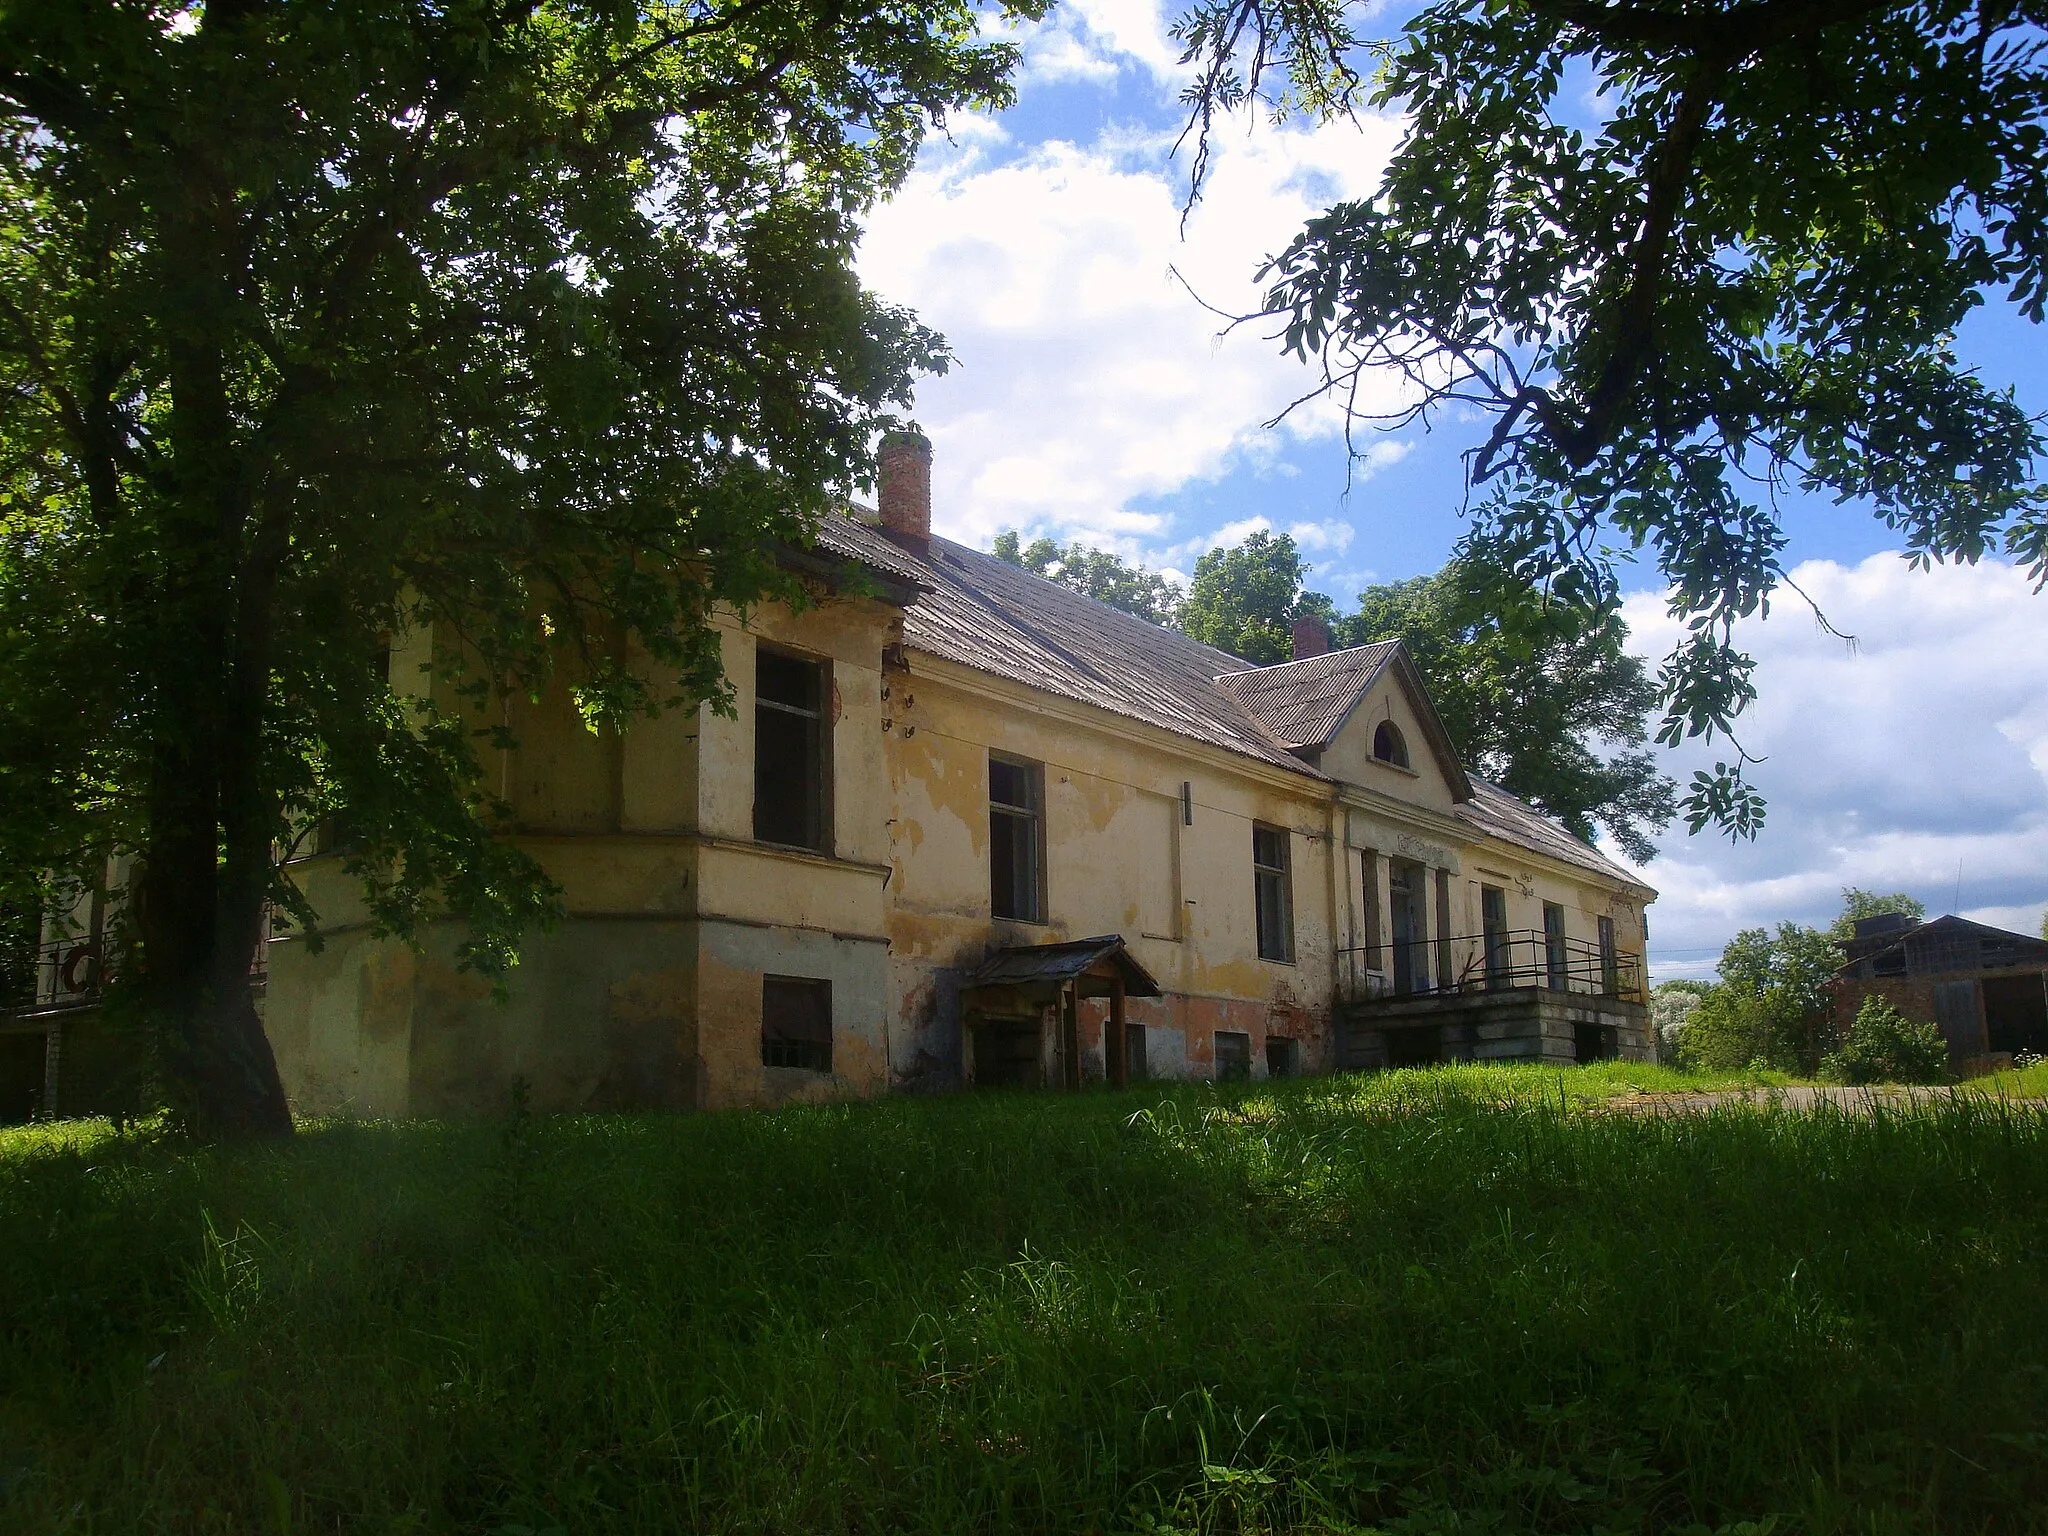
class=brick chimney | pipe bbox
[1290,615,1331,661]
[877,431,932,553]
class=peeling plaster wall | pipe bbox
[266,585,1653,1115]
[881,659,1342,1083]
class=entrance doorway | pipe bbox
[1985,975,2048,1056]
[970,1016,1042,1088]
[1388,859,1427,995]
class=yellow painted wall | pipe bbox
[265,582,1652,1116]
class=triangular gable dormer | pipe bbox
[1214,641,1472,807]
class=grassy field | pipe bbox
[3,1065,2046,1534]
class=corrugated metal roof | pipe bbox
[896,534,1315,775]
[1213,643,1399,747]
[964,936,1163,996]
[813,513,933,589]
[1454,780,1650,891]
[812,513,1648,898]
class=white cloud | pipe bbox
[1617,555,2048,976]
[859,105,1407,553]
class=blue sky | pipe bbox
[857,0,2048,976]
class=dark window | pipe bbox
[1574,1022,1619,1063]
[1482,884,1509,986]
[761,976,832,1071]
[1253,824,1293,962]
[1215,1030,1251,1081]
[1373,720,1409,767]
[754,649,830,851]
[1597,914,1620,997]
[1543,902,1568,991]
[990,755,1045,922]
[1265,1035,1300,1078]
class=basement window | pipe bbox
[1215,1030,1252,1082]
[1253,824,1294,963]
[754,648,830,852]
[761,976,832,1072]
[990,754,1046,922]
[1265,1035,1301,1078]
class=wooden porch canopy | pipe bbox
[962,937,1160,1090]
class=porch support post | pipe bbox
[1061,981,1081,1091]
[41,1023,61,1119]
[1108,976,1128,1090]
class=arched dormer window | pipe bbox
[1373,720,1410,769]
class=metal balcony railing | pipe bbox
[1337,928,1645,1006]
[15,919,270,1018]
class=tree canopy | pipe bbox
[1174,0,2048,838]
[991,531,1185,625]
[1826,887,1928,944]
[1343,561,1675,861]
[1179,529,1334,663]
[0,0,1031,1134]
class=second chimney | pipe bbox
[1290,615,1331,661]
[878,431,932,553]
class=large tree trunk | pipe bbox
[137,188,296,1140]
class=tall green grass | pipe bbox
[3,1067,2045,1533]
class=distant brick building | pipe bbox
[1832,913,2048,1069]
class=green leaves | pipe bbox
[0,0,1016,1122]
[1344,558,1678,861]
[1181,0,2048,839]
[1180,529,1329,663]
[992,530,1186,626]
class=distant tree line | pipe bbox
[1652,887,1953,1081]
[993,526,1673,860]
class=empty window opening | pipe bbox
[761,976,832,1072]
[990,755,1045,922]
[1574,1022,1619,1064]
[1265,1035,1301,1078]
[1253,824,1294,963]
[1214,1030,1252,1082]
[1127,1023,1149,1082]
[1373,720,1409,768]
[754,649,830,851]
[1386,1024,1443,1068]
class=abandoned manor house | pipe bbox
[8,440,1656,1117]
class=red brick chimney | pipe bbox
[1290,615,1331,661]
[877,431,932,554]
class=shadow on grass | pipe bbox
[3,1068,2046,1533]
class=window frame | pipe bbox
[988,752,1047,924]
[760,974,833,1072]
[1372,719,1410,768]
[752,645,833,854]
[1252,822,1294,964]
[1543,901,1569,991]
[1214,1028,1252,1082]
[1481,883,1510,986]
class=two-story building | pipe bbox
[8,438,1657,1118]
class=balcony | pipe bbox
[10,923,270,1022]
[1338,929,1645,1006]
[1335,929,1649,1069]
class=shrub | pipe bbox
[1678,985,1808,1073]
[1821,997,1952,1085]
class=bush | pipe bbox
[1821,997,1952,1085]
[1678,985,1808,1073]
